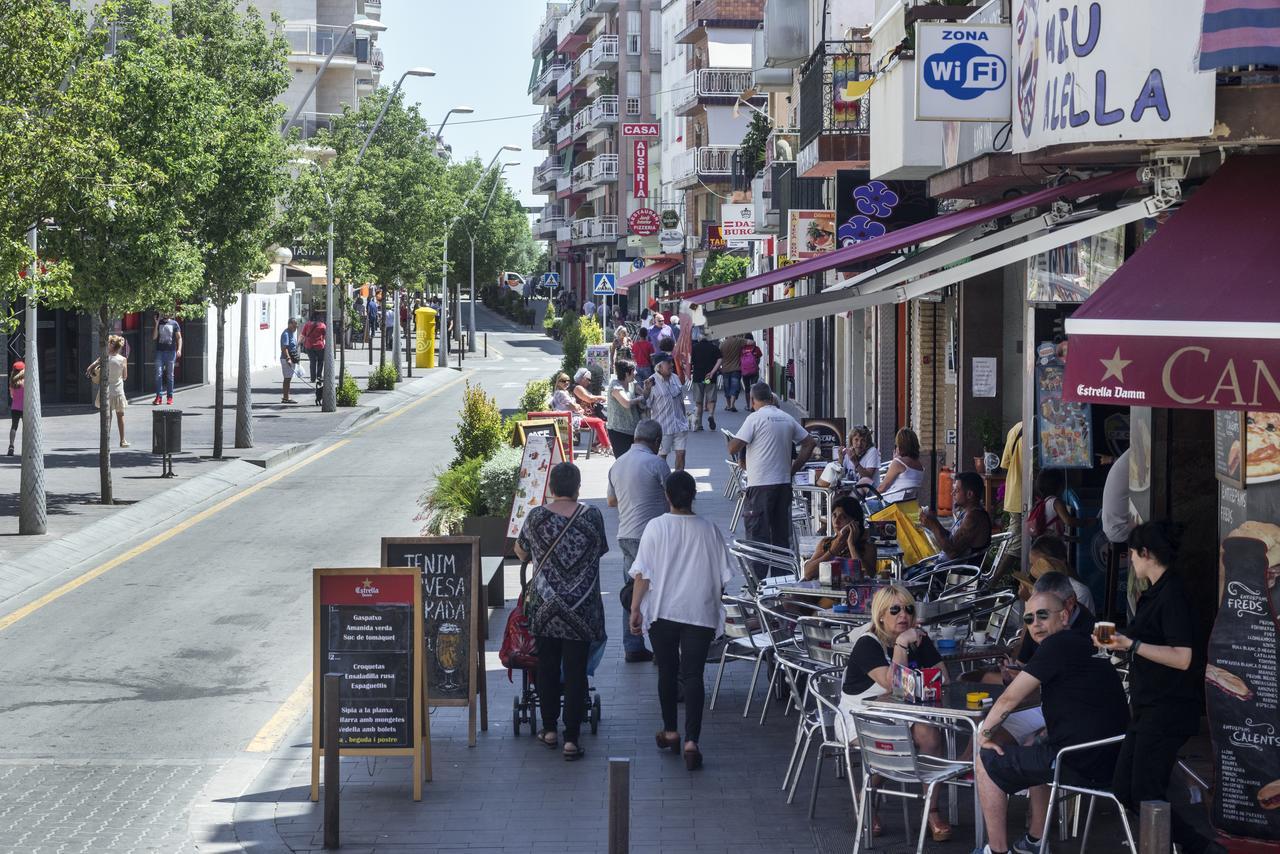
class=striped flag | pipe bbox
[1200,0,1280,69]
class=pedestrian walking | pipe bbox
[642,355,688,471]
[153,310,182,405]
[629,470,735,770]
[717,333,745,411]
[86,336,130,447]
[689,334,722,432]
[301,311,327,383]
[7,360,24,456]
[608,325,632,367]
[605,359,645,455]
[728,382,816,560]
[366,295,379,347]
[607,419,669,663]
[513,462,608,762]
[631,331,655,382]
[739,332,762,392]
[280,317,301,403]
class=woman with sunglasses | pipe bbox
[839,584,952,841]
[551,372,611,452]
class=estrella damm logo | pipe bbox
[922,32,1008,101]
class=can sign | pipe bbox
[628,208,660,236]
[632,140,649,199]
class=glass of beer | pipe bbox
[436,623,463,691]
[1092,621,1116,659]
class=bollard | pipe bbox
[607,757,630,854]
[484,332,488,359]
[324,674,341,849]
[1138,801,1170,854]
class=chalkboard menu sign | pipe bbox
[311,568,424,801]
[1206,522,1280,842]
[382,537,487,746]
[1215,410,1247,489]
[803,417,846,463]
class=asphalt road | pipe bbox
[0,310,561,852]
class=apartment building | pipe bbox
[531,0,663,311]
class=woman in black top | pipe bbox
[839,584,952,842]
[1095,522,1206,854]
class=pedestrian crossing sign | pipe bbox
[592,272,616,296]
[540,272,560,288]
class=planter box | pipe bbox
[462,514,513,558]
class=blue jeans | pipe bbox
[722,371,742,403]
[155,350,176,398]
[619,538,649,653]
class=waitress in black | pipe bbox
[1095,521,1207,853]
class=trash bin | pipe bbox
[152,409,182,455]
[415,306,437,369]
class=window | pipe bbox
[626,97,641,116]
[626,70,640,99]
[650,11,661,52]
[650,72,661,117]
[626,11,641,54]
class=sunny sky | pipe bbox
[377,2,546,209]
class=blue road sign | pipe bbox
[592,272,616,296]
[541,272,561,288]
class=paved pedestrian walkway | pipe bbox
[210,401,1065,854]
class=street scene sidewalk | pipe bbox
[206,406,1146,854]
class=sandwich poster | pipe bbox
[787,210,835,260]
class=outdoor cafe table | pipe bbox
[863,682,1040,849]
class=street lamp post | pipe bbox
[289,160,336,411]
[356,67,436,162]
[468,162,517,353]
[281,18,387,138]
[440,145,520,368]
[431,105,475,155]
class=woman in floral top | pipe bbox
[514,462,608,761]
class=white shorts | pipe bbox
[659,430,687,455]
[281,358,297,379]
[1000,708,1046,744]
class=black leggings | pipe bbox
[535,635,590,743]
[307,349,323,382]
[648,619,715,744]
[607,429,634,456]
[1113,712,1208,854]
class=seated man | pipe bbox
[974,591,1129,854]
[920,471,992,561]
[1012,569,1096,666]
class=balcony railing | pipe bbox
[558,66,573,94]
[590,34,619,68]
[672,145,737,185]
[537,215,566,237]
[571,215,619,244]
[534,156,564,190]
[534,2,569,52]
[556,120,573,146]
[532,114,556,149]
[285,111,341,141]
[283,24,359,58]
[572,153,619,189]
[675,68,762,114]
[556,173,572,195]
[535,62,567,95]
[368,47,384,71]
[799,39,871,149]
[363,0,382,16]
[589,95,618,127]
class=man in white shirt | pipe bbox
[728,382,816,563]
[643,357,689,471]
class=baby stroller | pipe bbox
[506,559,603,737]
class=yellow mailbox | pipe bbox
[415,306,437,369]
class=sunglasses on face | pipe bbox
[1022,608,1062,625]
[887,604,915,616]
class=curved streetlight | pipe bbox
[467,161,519,351]
[440,145,520,366]
[433,105,475,145]
[282,18,387,138]
[355,66,436,163]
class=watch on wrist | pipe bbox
[981,728,996,741]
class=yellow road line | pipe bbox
[0,373,469,637]
[246,674,312,753]
[351,371,467,436]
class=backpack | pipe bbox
[1027,495,1064,539]
[740,346,759,375]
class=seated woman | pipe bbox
[551,372,610,452]
[839,584,952,841]
[571,367,607,415]
[841,425,881,485]
[875,427,925,505]
[802,496,878,580]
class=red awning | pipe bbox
[617,257,681,295]
[677,169,1143,305]
[1063,155,1280,412]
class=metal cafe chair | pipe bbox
[755,597,826,791]
[729,538,801,597]
[979,531,1014,583]
[799,666,864,821]
[851,712,972,854]
[1038,734,1137,854]
[709,594,773,717]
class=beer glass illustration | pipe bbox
[435,622,463,691]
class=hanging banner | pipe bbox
[787,210,836,259]
[1012,0,1215,153]
[633,140,649,199]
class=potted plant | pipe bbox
[461,445,523,557]
[972,414,1001,474]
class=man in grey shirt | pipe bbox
[607,419,670,662]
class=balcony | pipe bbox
[532,114,557,150]
[671,145,737,188]
[556,173,573,196]
[674,68,762,116]
[556,226,572,244]
[534,156,564,192]
[536,215,565,238]
[556,120,574,148]
[363,46,384,71]
[572,153,619,190]
[571,95,617,139]
[362,0,381,18]
[570,215,619,245]
[590,34,619,68]
[285,112,341,141]
[283,25,360,61]
[532,62,567,101]
[797,39,871,177]
[533,2,569,54]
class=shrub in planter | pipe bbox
[453,381,506,466]
[417,456,484,536]
[476,445,523,516]
[367,362,398,391]
[518,378,551,413]
[579,315,605,345]
[542,301,557,332]
[336,371,361,407]
[559,314,586,379]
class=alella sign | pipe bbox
[1013,0,1214,153]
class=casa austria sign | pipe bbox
[1064,336,1280,412]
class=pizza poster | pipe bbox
[506,431,564,539]
[1207,517,1280,841]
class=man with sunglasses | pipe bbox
[974,592,1129,854]
[1011,570,1096,669]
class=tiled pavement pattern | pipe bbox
[231,409,1120,854]
[0,762,214,853]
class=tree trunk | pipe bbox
[235,289,254,448]
[97,304,112,505]
[213,301,226,459]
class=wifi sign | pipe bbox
[916,22,1012,122]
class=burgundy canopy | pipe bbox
[1063,155,1280,412]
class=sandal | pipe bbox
[927,810,952,842]
[563,743,585,761]
[537,729,558,749]
[655,731,680,752]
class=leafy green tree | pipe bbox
[452,380,506,466]
[701,252,751,286]
[171,0,290,459]
[43,0,221,504]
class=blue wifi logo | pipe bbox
[923,41,1008,101]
